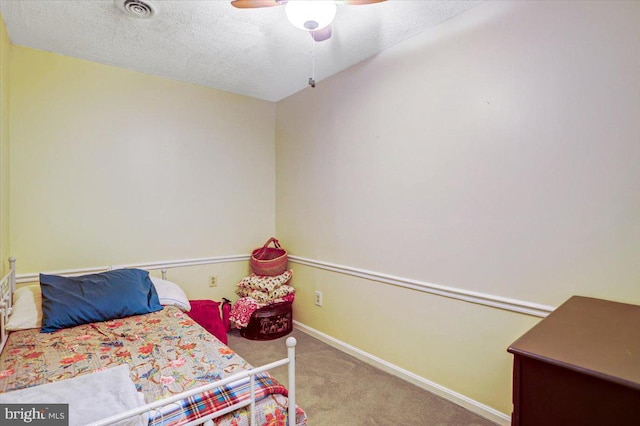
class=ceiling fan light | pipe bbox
[285,1,337,31]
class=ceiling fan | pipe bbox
[231,0,387,42]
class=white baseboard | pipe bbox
[293,320,511,426]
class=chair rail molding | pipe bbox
[15,255,251,284]
[14,253,555,318]
[288,255,555,318]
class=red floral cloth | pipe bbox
[230,294,295,329]
[229,297,261,329]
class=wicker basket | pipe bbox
[250,238,288,276]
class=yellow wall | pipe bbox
[8,46,275,297]
[0,13,9,274]
[3,0,640,420]
[276,0,640,416]
[0,14,11,274]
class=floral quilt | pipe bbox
[0,306,307,426]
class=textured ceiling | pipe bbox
[0,0,483,102]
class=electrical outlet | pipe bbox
[209,276,217,287]
[314,290,323,307]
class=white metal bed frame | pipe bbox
[0,257,16,355]
[0,258,298,426]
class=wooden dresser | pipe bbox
[507,296,640,426]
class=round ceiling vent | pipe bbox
[115,0,157,19]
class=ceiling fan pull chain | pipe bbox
[309,40,316,88]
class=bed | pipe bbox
[0,259,307,426]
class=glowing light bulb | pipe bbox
[285,1,337,31]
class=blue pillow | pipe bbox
[40,269,163,333]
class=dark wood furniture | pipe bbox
[508,296,640,426]
[240,301,293,341]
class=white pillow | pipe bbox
[150,277,191,312]
[7,285,42,331]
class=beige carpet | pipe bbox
[227,328,499,426]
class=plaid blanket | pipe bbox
[148,372,288,426]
